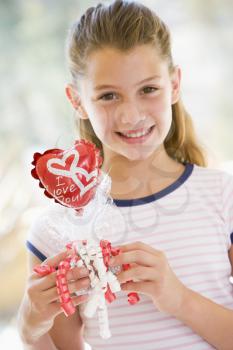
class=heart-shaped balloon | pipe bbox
[31,139,103,211]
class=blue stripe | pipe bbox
[113,163,194,207]
[26,241,47,261]
[231,232,233,244]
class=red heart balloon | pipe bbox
[31,139,103,211]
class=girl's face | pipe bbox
[77,44,180,162]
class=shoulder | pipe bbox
[26,203,68,260]
[27,201,95,259]
[28,203,67,236]
[191,163,233,187]
[190,164,233,216]
[26,203,71,259]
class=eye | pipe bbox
[99,92,118,101]
[142,86,158,94]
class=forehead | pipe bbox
[84,45,169,87]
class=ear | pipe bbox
[171,66,181,105]
[65,83,89,120]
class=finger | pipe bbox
[109,250,157,267]
[32,250,68,281]
[43,250,69,268]
[66,266,89,281]
[30,271,57,292]
[41,276,91,303]
[49,294,90,318]
[118,266,157,284]
[68,277,91,294]
[121,280,152,295]
[33,265,90,293]
[118,241,161,256]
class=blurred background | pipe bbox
[0,0,233,348]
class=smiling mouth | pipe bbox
[115,125,155,138]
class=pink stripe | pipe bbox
[90,287,231,329]
[169,251,227,262]
[153,233,223,246]
[138,226,225,242]
[194,285,232,295]
[95,340,211,350]
[87,330,199,346]
[114,277,231,305]
[188,186,221,191]
[109,299,151,311]
[182,207,220,215]
[110,287,232,318]
[161,242,226,253]
[151,224,222,236]
[127,202,218,216]
[86,290,233,327]
[148,339,212,350]
[108,307,160,321]
[226,213,233,225]
[160,189,221,197]
[178,267,229,278]
[88,314,178,331]
[190,183,219,187]
[183,174,221,182]
[171,259,227,271]
[188,273,230,287]
[191,176,220,181]
[127,214,224,228]
[112,285,232,310]
[224,301,233,308]
[135,232,225,248]
[87,322,192,339]
[223,188,233,206]
[110,310,171,324]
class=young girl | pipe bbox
[18,1,233,349]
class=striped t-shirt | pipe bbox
[27,163,233,350]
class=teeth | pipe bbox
[121,127,151,138]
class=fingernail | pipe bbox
[81,278,90,287]
[109,257,115,266]
[80,294,89,300]
[80,267,89,276]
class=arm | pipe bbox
[174,253,233,350]
[18,252,90,350]
[110,241,233,350]
[173,245,233,350]
[48,303,84,350]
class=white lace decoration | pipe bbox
[73,239,121,339]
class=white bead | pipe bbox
[84,293,101,318]
[76,260,84,267]
[73,239,121,339]
[106,271,121,293]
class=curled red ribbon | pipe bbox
[33,264,55,276]
[33,239,140,316]
[122,263,140,305]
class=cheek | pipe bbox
[149,95,172,125]
[88,106,113,140]
[147,97,172,141]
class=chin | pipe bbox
[122,148,157,162]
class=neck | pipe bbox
[101,144,184,199]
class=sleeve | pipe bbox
[26,213,48,261]
[26,204,67,261]
[22,333,59,349]
[222,172,233,246]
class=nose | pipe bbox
[117,101,146,127]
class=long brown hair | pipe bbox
[66,0,207,166]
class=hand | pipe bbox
[23,250,91,342]
[109,241,187,316]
